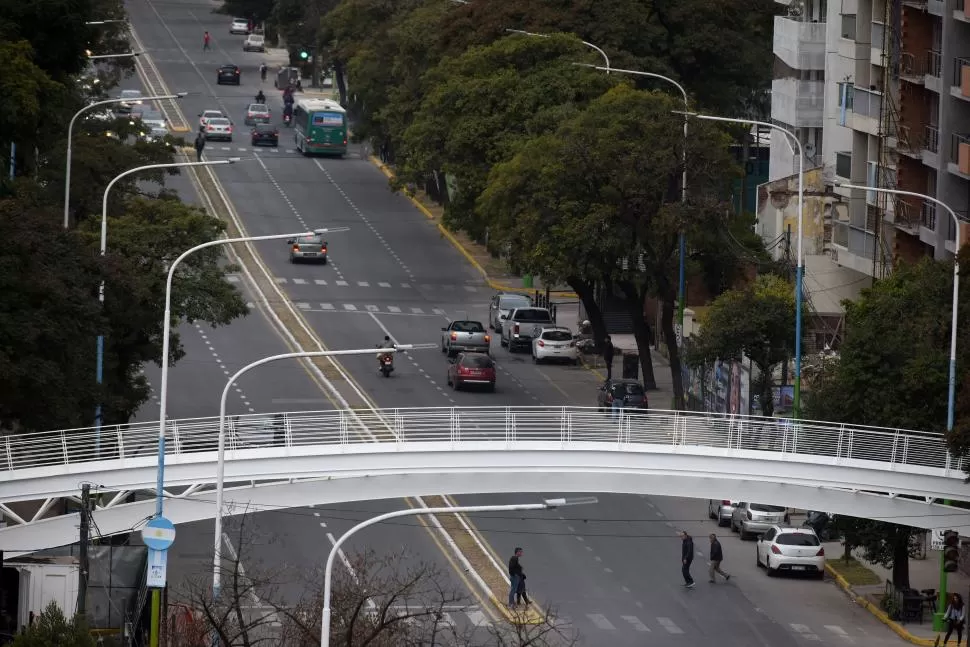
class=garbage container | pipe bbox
[621,352,639,381]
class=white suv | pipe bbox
[531,326,578,365]
[755,525,825,578]
[243,34,265,52]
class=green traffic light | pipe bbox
[300,51,309,60]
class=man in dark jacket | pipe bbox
[508,547,524,607]
[709,533,731,583]
[680,531,695,588]
[193,132,205,162]
[602,335,615,379]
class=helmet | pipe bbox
[384,335,391,341]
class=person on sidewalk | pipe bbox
[680,531,695,588]
[193,132,206,162]
[508,547,524,608]
[515,571,531,606]
[943,593,965,646]
[708,533,731,583]
[602,335,614,379]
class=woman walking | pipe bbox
[943,592,965,646]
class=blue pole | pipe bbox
[95,334,104,456]
[678,232,686,329]
[793,264,804,417]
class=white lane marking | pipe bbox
[621,615,650,632]
[292,278,307,285]
[365,305,379,312]
[343,304,357,311]
[466,610,491,627]
[433,308,446,315]
[274,277,287,284]
[314,279,328,286]
[320,303,335,310]
[226,274,241,283]
[587,614,616,630]
[790,624,821,641]
[387,306,401,313]
[825,625,848,636]
[324,532,377,612]
[336,280,348,286]
[378,282,391,288]
[296,302,310,309]
[657,618,683,634]
[411,307,424,314]
[401,282,411,288]
[358,281,370,287]
[463,285,477,292]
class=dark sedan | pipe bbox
[446,353,496,392]
[251,123,279,147]
[216,64,241,85]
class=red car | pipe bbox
[447,353,496,392]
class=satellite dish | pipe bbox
[770,191,791,210]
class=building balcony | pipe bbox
[774,16,826,70]
[892,198,921,234]
[903,0,928,7]
[947,133,970,179]
[922,201,937,230]
[900,52,925,85]
[957,0,970,22]
[929,0,944,15]
[951,57,970,101]
[926,50,943,93]
[847,86,883,135]
[897,125,923,159]
[871,21,886,62]
[923,125,942,169]
[771,79,824,127]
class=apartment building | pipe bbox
[765,0,970,337]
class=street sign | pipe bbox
[146,548,168,588]
[142,516,176,551]
[931,528,946,551]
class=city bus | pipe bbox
[292,98,348,157]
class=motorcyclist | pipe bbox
[255,90,266,104]
[283,87,295,106]
[259,63,267,81]
[377,336,394,367]
[282,102,293,125]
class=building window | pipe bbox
[836,151,852,179]
[840,14,857,39]
[837,82,854,126]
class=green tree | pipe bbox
[831,516,922,589]
[78,193,249,424]
[687,274,796,417]
[0,189,106,432]
[12,602,95,647]
[478,86,736,402]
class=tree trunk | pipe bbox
[617,281,657,390]
[659,290,686,410]
[891,528,911,589]
[333,58,348,107]
[568,276,607,344]
[756,361,775,418]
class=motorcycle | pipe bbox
[377,350,394,377]
[283,113,292,127]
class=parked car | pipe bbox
[500,307,553,353]
[531,326,578,365]
[288,233,327,264]
[202,117,233,141]
[244,103,271,125]
[230,18,250,34]
[216,64,241,85]
[446,353,496,392]
[440,320,490,357]
[708,500,738,527]
[731,502,790,540]
[802,511,837,541]
[251,123,279,147]
[199,109,225,129]
[756,525,826,578]
[488,292,532,331]
[243,33,265,52]
[596,379,648,412]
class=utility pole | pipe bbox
[310,0,321,88]
[77,484,91,618]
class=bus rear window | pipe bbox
[312,112,344,127]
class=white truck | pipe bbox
[500,307,554,353]
[5,557,79,631]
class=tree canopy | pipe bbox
[687,274,797,417]
[11,601,95,647]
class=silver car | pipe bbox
[731,502,790,540]
[203,117,233,141]
[288,234,328,264]
[488,293,532,331]
[116,89,143,114]
[707,499,737,527]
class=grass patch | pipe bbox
[827,557,881,586]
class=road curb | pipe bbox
[367,155,578,299]
[825,564,945,646]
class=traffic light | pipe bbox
[943,530,960,573]
[299,49,310,61]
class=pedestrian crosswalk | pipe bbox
[226,274,484,293]
[245,301,446,316]
[203,145,367,158]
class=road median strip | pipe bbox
[367,156,577,299]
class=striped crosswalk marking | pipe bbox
[378,282,391,288]
[245,302,255,310]
[320,303,335,310]
[433,308,446,315]
[335,280,348,286]
[411,307,425,314]
[274,277,287,284]
[296,302,310,309]
[790,624,821,641]
[292,278,307,285]
[657,618,683,634]
[314,279,327,286]
[621,615,650,632]
[226,275,241,283]
[343,304,357,311]
[387,306,401,313]
[465,610,491,627]
[463,285,477,292]
[587,614,616,630]
[365,305,379,312]
[358,281,370,287]
[401,283,411,288]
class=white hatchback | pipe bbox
[531,327,578,365]
[756,525,825,578]
[230,18,250,34]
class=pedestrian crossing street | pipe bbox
[226,274,486,293]
[373,607,861,642]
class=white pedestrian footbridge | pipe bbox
[1,406,969,556]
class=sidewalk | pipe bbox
[827,548,970,646]
[581,334,676,407]
[369,157,575,296]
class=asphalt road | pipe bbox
[124,2,907,644]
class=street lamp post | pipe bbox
[93,159,239,458]
[684,113,805,419]
[506,29,610,72]
[86,51,142,59]
[211,341,430,600]
[577,64,690,334]
[320,497,599,644]
[148,231,315,647]
[64,92,187,229]
[836,183,962,629]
